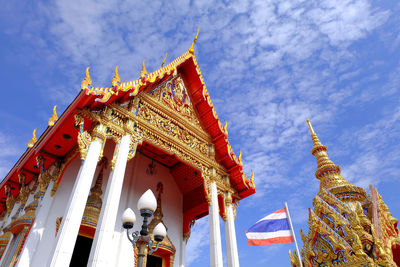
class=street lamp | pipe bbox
[122,189,167,267]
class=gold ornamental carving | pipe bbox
[48,105,58,126]
[28,128,37,148]
[56,217,63,236]
[289,122,400,267]
[75,114,92,160]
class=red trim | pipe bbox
[247,236,294,246]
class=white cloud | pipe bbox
[186,217,209,266]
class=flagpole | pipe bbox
[285,202,303,267]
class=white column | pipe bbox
[47,137,103,267]
[179,238,187,267]
[208,181,223,267]
[225,205,239,267]
[16,181,56,267]
[87,135,132,267]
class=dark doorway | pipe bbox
[146,255,162,267]
[69,235,93,267]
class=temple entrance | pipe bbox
[69,235,93,267]
[146,255,162,267]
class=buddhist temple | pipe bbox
[289,120,400,267]
[0,33,255,267]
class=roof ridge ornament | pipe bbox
[81,67,92,90]
[161,52,167,68]
[112,66,120,87]
[223,121,228,135]
[189,28,199,55]
[28,128,37,148]
[48,105,58,126]
[238,149,242,165]
[140,61,147,78]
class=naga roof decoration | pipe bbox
[0,32,255,216]
[290,121,400,267]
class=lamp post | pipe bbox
[122,189,167,267]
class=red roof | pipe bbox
[0,51,255,215]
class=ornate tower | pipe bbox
[289,120,400,267]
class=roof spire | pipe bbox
[81,67,92,90]
[189,28,199,54]
[161,52,167,68]
[48,105,58,126]
[140,61,147,77]
[306,120,352,191]
[112,66,120,87]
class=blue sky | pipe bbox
[1,0,400,266]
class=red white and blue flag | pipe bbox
[245,208,294,246]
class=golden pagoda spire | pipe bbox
[306,120,352,191]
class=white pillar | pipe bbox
[16,181,56,267]
[179,238,187,267]
[47,137,103,267]
[225,205,239,267]
[87,135,132,267]
[208,181,223,267]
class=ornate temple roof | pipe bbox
[0,35,255,214]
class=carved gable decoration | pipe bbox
[148,76,200,127]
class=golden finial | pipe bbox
[112,66,120,87]
[189,28,199,54]
[238,149,242,164]
[161,52,167,68]
[28,128,37,148]
[250,170,255,187]
[223,121,228,135]
[48,105,58,126]
[307,119,323,148]
[140,61,147,77]
[306,119,315,135]
[81,67,92,90]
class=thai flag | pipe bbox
[245,208,294,246]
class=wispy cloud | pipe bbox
[1,0,399,266]
[0,132,23,179]
[186,218,209,265]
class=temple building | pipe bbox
[289,121,400,266]
[0,35,255,267]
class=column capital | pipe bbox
[91,123,108,142]
[183,231,191,243]
[225,191,233,207]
